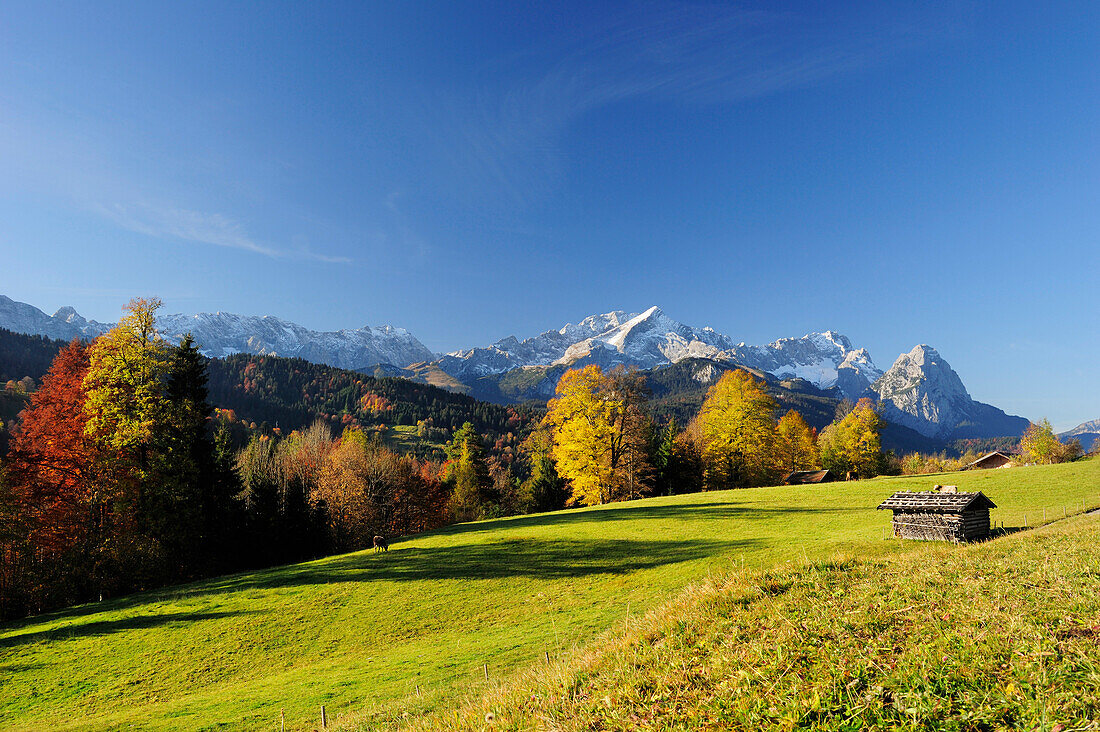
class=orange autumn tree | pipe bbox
[2,341,100,612]
[5,341,93,556]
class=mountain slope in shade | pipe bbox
[872,345,1029,439]
[0,296,434,371]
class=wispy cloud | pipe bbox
[95,202,351,263]
[421,3,946,211]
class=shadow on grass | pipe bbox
[429,501,852,539]
[0,610,259,650]
[203,536,753,593]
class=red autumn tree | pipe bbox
[5,341,94,557]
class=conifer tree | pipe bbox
[445,422,494,520]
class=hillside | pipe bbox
[0,328,532,460]
[206,354,531,447]
[2,459,1097,731]
[430,502,1100,731]
[0,328,65,384]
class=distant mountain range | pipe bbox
[0,295,434,372]
[0,295,1035,443]
[1060,419,1100,452]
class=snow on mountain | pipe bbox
[1060,419,1100,452]
[872,345,1028,439]
[436,306,879,399]
[156,312,435,371]
[725,331,883,398]
[0,296,434,371]
[1061,418,1100,437]
[438,306,734,380]
[0,295,112,340]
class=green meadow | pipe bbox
[1,459,1098,731]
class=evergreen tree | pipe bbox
[445,422,494,520]
[653,418,679,495]
[520,454,570,513]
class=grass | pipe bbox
[430,499,1100,730]
[1,459,1098,731]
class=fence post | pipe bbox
[321,705,327,729]
[280,709,285,732]
[484,663,489,681]
[545,651,550,664]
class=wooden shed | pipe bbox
[961,451,1015,471]
[783,469,838,485]
[877,490,997,542]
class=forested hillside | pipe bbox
[206,354,533,445]
[0,328,65,384]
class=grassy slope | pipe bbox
[1,460,1098,731]
[433,497,1100,731]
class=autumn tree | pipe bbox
[1019,419,1080,464]
[83,298,171,466]
[775,410,820,473]
[819,398,884,478]
[543,366,654,505]
[697,370,778,488]
[1,341,97,613]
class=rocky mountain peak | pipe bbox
[872,344,1025,439]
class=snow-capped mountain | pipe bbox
[436,306,880,400]
[726,331,883,398]
[438,307,734,379]
[1060,419,1100,452]
[155,312,435,371]
[0,296,434,370]
[0,295,112,340]
[872,345,1028,439]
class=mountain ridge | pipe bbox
[0,295,1032,441]
[0,295,434,371]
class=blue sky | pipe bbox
[0,2,1097,429]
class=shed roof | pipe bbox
[783,469,836,484]
[962,451,1015,469]
[876,491,997,512]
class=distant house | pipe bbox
[877,489,997,542]
[783,469,838,485]
[961,451,1016,471]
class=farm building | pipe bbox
[877,489,997,542]
[961,451,1016,470]
[782,469,838,485]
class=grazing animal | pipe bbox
[373,535,388,553]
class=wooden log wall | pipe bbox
[891,508,991,542]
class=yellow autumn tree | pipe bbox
[83,297,171,465]
[819,397,883,478]
[543,365,652,505]
[775,409,820,473]
[697,370,779,488]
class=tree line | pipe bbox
[0,300,453,620]
[533,365,889,504]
